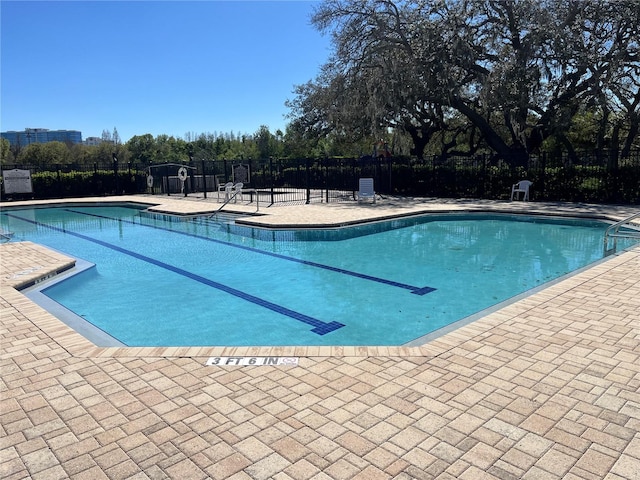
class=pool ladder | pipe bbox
[211,188,259,218]
[603,212,640,256]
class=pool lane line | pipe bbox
[65,208,437,296]
[5,213,345,336]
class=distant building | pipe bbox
[1,128,83,146]
[84,137,103,146]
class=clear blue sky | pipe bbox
[1,1,331,142]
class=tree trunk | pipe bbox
[406,124,436,160]
[448,96,521,165]
[621,114,639,159]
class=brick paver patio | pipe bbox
[1,196,639,479]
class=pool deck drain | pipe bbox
[1,195,639,479]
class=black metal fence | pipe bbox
[2,149,639,204]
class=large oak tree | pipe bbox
[288,0,639,163]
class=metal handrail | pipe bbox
[603,212,640,256]
[211,188,259,217]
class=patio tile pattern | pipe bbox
[1,196,639,479]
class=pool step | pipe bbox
[138,210,238,227]
[192,213,239,227]
[208,212,241,223]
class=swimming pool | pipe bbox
[2,205,634,346]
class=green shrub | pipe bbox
[27,170,146,199]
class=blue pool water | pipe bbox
[1,205,632,346]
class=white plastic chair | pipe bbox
[217,182,233,202]
[511,180,532,201]
[358,178,376,204]
[232,182,243,203]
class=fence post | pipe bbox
[112,154,119,195]
[479,154,486,198]
[201,159,207,199]
[387,155,392,194]
[298,159,303,203]
[352,157,357,200]
[56,164,62,198]
[184,165,188,197]
[324,158,329,203]
[269,156,275,205]
[92,162,98,196]
[431,155,437,196]
[539,152,546,200]
[127,162,132,194]
[165,165,170,196]
[305,158,311,204]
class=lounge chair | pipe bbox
[511,180,532,201]
[358,178,376,204]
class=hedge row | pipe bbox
[27,170,146,199]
